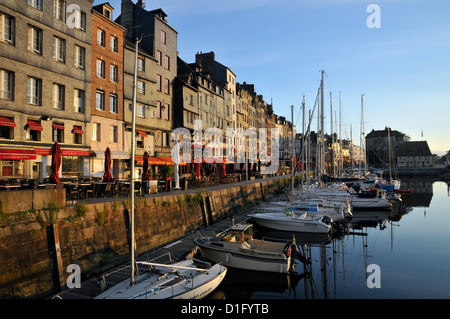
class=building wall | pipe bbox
[0,1,93,181]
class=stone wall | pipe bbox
[0,177,290,298]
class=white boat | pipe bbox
[256,200,352,222]
[194,223,310,274]
[95,258,227,299]
[249,211,333,234]
[296,188,392,210]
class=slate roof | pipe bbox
[396,141,432,156]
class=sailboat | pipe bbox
[95,39,226,299]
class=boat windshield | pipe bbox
[221,228,253,243]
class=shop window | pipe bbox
[62,156,81,178]
[1,160,24,178]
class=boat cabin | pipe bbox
[219,224,253,243]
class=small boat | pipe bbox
[194,223,310,274]
[249,211,334,234]
[94,258,227,299]
[257,200,352,222]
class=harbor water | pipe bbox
[207,178,450,299]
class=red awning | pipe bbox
[72,126,84,134]
[156,156,187,166]
[0,149,36,160]
[0,116,16,127]
[135,156,165,165]
[34,148,92,157]
[52,123,65,130]
[27,120,43,131]
[137,130,147,137]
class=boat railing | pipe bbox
[193,229,219,240]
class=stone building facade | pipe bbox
[0,0,93,181]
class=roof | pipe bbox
[397,141,432,156]
[366,127,406,138]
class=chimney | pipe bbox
[137,0,145,8]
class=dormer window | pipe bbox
[104,8,112,20]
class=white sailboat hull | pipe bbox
[250,212,332,234]
[94,259,227,299]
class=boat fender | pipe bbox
[283,243,292,257]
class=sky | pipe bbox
[95,0,450,155]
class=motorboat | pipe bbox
[248,211,334,234]
[194,223,310,274]
[94,258,227,299]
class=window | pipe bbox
[74,45,85,69]
[160,30,166,45]
[110,36,118,52]
[137,81,145,94]
[73,125,82,144]
[27,77,41,105]
[73,89,84,113]
[110,125,117,143]
[97,29,105,46]
[109,93,117,113]
[0,116,14,140]
[53,0,66,22]
[92,123,101,141]
[162,132,168,147]
[164,78,170,94]
[0,13,14,44]
[0,69,14,100]
[104,7,112,20]
[137,57,145,71]
[137,104,145,118]
[96,59,105,78]
[96,90,105,111]
[156,75,162,91]
[189,94,193,105]
[110,64,118,82]
[53,123,64,143]
[52,83,65,110]
[28,0,43,10]
[164,55,170,70]
[156,101,161,118]
[156,51,162,66]
[74,10,86,31]
[52,36,65,62]
[27,25,42,54]
[27,119,41,141]
[163,104,170,120]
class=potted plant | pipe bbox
[160,165,174,191]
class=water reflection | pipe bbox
[209,178,450,299]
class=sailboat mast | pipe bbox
[320,70,325,181]
[302,95,305,191]
[330,92,333,177]
[339,92,342,177]
[291,104,295,197]
[130,37,141,286]
[359,94,365,176]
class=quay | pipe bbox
[0,174,294,299]
[50,203,252,299]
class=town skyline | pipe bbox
[99,0,449,156]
